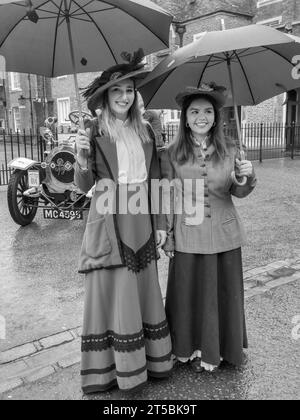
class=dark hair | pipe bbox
[170,94,231,165]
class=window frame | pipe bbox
[257,0,283,8]
[10,72,21,91]
[164,109,181,124]
[57,97,71,125]
[256,16,283,27]
[12,106,21,132]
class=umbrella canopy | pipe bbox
[0,0,173,77]
[139,24,300,110]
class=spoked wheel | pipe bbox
[7,170,39,226]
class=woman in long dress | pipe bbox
[75,52,173,393]
[161,84,257,373]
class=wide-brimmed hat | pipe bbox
[82,48,149,112]
[175,83,227,109]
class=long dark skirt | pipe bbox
[165,248,248,368]
[81,182,173,393]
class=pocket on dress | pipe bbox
[85,218,112,258]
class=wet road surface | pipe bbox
[0,191,86,351]
[1,282,299,400]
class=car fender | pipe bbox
[8,157,39,171]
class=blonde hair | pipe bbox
[97,84,151,144]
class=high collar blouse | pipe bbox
[114,118,147,184]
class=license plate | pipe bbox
[43,209,83,220]
[28,170,40,188]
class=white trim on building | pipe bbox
[57,97,71,125]
[256,16,283,27]
[12,106,21,131]
[163,109,181,124]
[9,72,21,91]
[257,0,283,8]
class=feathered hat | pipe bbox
[175,83,227,109]
[82,48,148,113]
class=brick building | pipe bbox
[152,0,255,125]
[153,0,300,126]
[51,73,95,129]
[0,70,53,132]
[250,0,300,125]
[154,0,253,43]
[0,56,8,131]
[1,0,300,131]
[0,72,7,131]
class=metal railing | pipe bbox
[0,129,48,186]
[1,122,300,185]
[163,122,300,162]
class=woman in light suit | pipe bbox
[161,84,257,373]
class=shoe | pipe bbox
[190,357,205,373]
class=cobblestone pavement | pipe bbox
[1,256,299,399]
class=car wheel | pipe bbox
[7,170,38,226]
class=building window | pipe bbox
[12,107,21,132]
[164,109,181,124]
[257,0,283,7]
[57,97,70,125]
[10,72,21,91]
[257,16,283,27]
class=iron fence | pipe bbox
[0,122,300,185]
[163,122,300,162]
[0,129,49,186]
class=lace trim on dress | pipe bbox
[143,320,170,341]
[81,330,145,353]
[82,320,170,353]
[121,232,157,273]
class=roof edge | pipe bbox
[173,9,254,25]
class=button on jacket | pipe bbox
[160,142,257,254]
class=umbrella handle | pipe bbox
[231,149,247,186]
[78,115,90,159]
[231,171,247,187]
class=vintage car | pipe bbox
[7,112,93,226]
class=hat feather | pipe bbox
[81,48,146,106]
[81,73,108,100]
[121,48,145,70]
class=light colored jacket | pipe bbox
[160,142,257,254]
